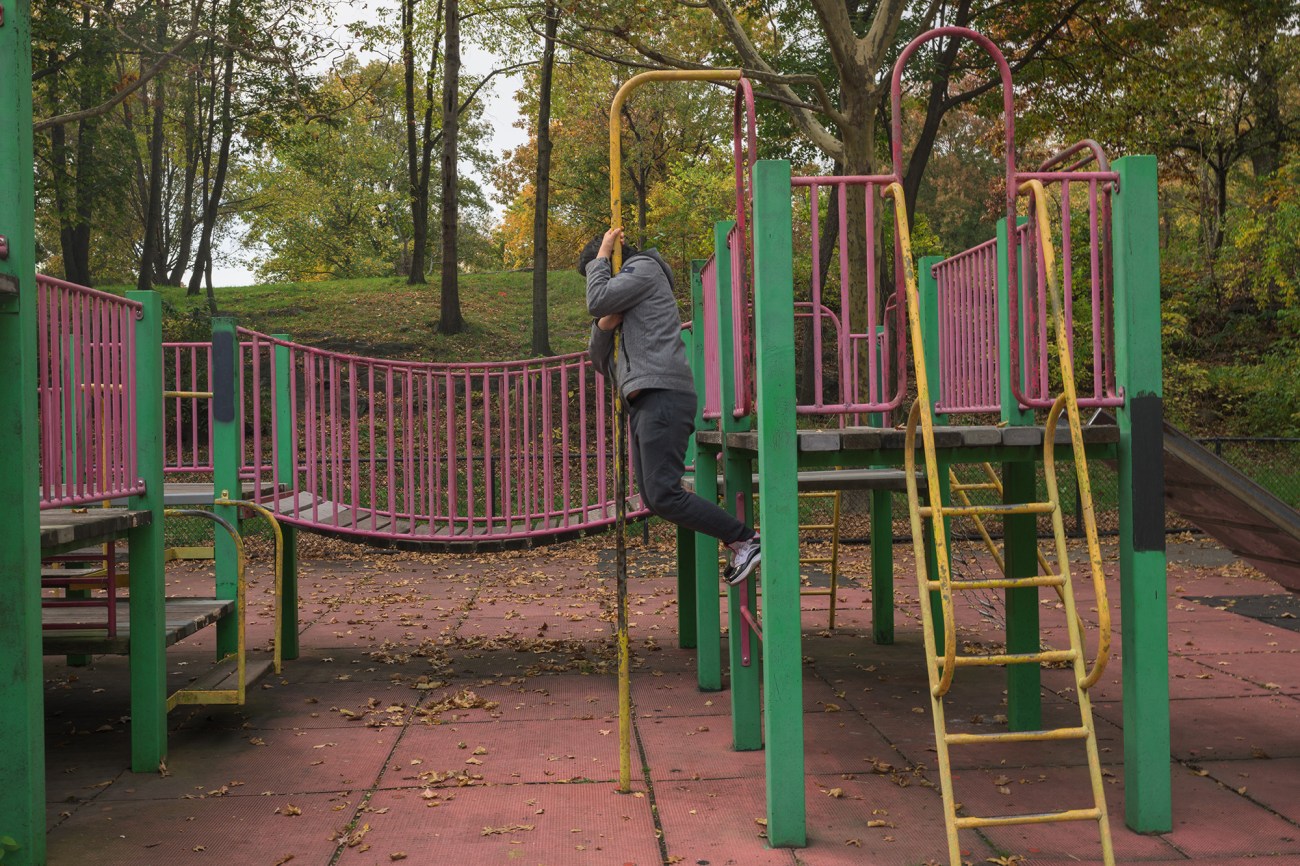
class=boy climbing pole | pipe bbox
[580,227,760,585]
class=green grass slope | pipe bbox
[109,271,594,363]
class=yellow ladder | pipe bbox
[887,181,1115,865]
[732,490,843,629]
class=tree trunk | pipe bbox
[530,0,557,356]
[403,0,427,284]
[168,80,199,285]
[188,0,239,302]
[137,0,170,293]
[437,0,464,334]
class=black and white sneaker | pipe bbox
[723,535,761,585]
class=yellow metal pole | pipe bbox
[607,67,742,794]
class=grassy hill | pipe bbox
[112,270,594,363]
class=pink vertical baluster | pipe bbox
[252,334,263,500]
[560,362,571,527]
[865,187,878,405]
[442,370,455,533]
[809,185,824,407]
[579,362,589,524]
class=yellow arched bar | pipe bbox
[606,68,742,794]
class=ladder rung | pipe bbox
[943,649,1077,669]
[945,726,1089,746]
[801,523,836,531]
[950,481,999,492]
[928,575,1065,592]
[955,807,1102,830]
[802,556,834,565]
[920,501,1056,519]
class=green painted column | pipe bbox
[752,160,805,846]
[676,282,699,651]
[212,316,240,658]
[128,290,167,772]
[715,221,761,749]
[272,334,299,660]
[0,1,48,856]
[868,328,894,644]
[917,255,950,650]
[997,217,1042,731]
[692,252,722,684]
[1113,155,1171,832]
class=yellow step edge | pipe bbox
[927,575,1065,592]
[945,726,1089,745]
[942,649,1077,669]
[921,501,1057,518]
[954,807,1102,830]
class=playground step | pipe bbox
[41,566,108,581]
[945,726,1090,746]
[941,648,1078,669]
[954,807,1103,831]
[169,655,276,708]
[926,574,1065,592]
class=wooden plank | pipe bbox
[269,491,320,517]
[179,656,275,694]
[42,597,234,655]
[39,509,151,554]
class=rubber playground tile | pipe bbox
[651,778,799,866]
[802,708,903,776]
[634,670,733,717]
[1198,755,1300,823]
[1049,652,1281,702]
[98,723,398,800]
[275,646,443,683]
[1157,765,1300,859]
[47,789,351,866]
[334,778,662,866]
[1180,650,1300,695]
[454,675,618,722]
[796,774,999,865]
[455,611,615,641]
[170,679,422,732]
[383,716,639,786]
[635,713,768,781]
[951,762,1182,863]
[1093,694,1300,760]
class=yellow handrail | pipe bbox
[1018,180,1111,689]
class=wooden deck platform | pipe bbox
[696,423,1121,456]
[41,598,235,655]
[39,508,151,556]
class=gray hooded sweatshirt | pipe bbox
[586,249,695,400]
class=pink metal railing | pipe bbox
[932,239,1001,414]
[163,341,214,473]
[234,329,638,545]
[36,275,143,509]
[1011,142,1122,409]
[788,175,908,415]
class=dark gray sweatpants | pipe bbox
[627,388,749,544]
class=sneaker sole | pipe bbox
[726,553,761,585]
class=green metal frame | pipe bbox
[272,333,300,660]
[0,1,47,858]
[213,316,240,658]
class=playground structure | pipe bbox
[8,14,1300,865]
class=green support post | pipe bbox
[917,255,950,650]
[690,256,721,683]
[272,334,299,660]
[752,160,805,846]
[212,316,240,658]
[715,220,761,749]
[0,2,49,856]
[868,328,894,644]
[676,290,699,651]
[128,290,167,772]
[997,217,1042,731]
[1113,155,1171,832]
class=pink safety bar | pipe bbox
[36,275,144,509]
[700,256,722,421]
[732,79,758,418]
[232,328,644,545]
[931,239,1001,414]
[789,175,909,414]
[163,341,214,473]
